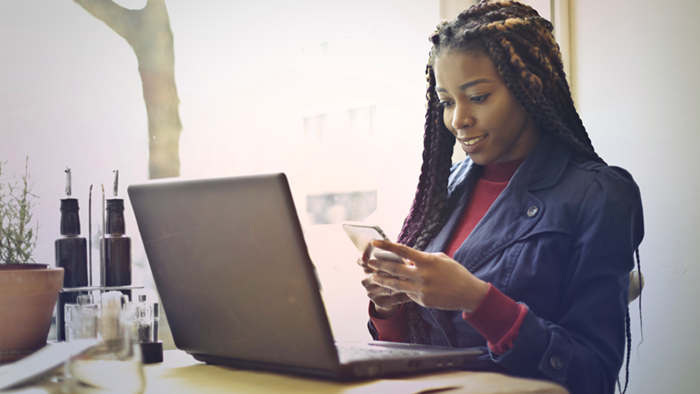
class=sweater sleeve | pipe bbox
[462,283,528,354]
[368,302,409,342]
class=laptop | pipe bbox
[127,173,482,380]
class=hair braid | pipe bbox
[398,65,438,248]
[398,62,455,344]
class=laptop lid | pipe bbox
[128,173,341,375]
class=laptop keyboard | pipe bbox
[336,344,428,362]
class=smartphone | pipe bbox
[341,221,405,264]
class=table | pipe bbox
[5,350,569,394]
[146,350,568,394]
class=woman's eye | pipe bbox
[470,94,490,103]
[438,101,454,109]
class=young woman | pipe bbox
[359,2,644,394]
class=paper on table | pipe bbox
[0,340,97,391]
[344,371,569,394]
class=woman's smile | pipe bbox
[459,134,488,149]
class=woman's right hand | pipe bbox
[357,257,410,318]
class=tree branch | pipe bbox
[74,0,140,42]
[74,0,181,179]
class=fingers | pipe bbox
[370,240,425,264]
[361,245,372,263]
[357,258,375,274]
[367,257,413,279]
[370,272,417,293]
[373,293,411,310]
[361,275,411,311]
[361,275,398,295]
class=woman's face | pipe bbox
[433,51,540,165]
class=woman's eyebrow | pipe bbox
[435,78,493,93]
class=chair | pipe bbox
[628,270,645,304]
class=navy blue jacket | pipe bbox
[370,135,644,394]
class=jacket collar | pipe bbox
[429,133,574,263]
[446,133,572,202]
[508,133,572,191]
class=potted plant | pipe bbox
[0,158,64,363]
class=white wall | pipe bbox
[572,0,700,392]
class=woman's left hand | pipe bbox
[367,240,489,312]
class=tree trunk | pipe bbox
[74,0,181,179]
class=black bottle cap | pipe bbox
[59,198,81,236]
[60,198,79,211]
[106,198,125,211]
[140,341,164,364]
[106,198,126,235]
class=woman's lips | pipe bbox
[459,134,487,153]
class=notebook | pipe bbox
[127,173,482,380]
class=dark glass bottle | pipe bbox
[102,198,132,300]
[55,198,88,341]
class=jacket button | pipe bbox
[550,356,563,370]
[527,206,539,217]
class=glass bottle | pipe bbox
[55,198,88,341]
[64,294,99,342]
[102,198,132,300]
[135,294,153,344]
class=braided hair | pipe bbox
[397,4,636,391]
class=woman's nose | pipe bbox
[451,104,474,131]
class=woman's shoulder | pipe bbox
[555,159,644,239]
[564,158,641,202]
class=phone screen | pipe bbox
[341,222,405,264]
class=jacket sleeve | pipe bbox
[490,166,644,394]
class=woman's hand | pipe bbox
[366,240,489,312]
[357,257,411,318]
[361,272,412,318]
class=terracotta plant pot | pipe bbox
[0,265,64,363]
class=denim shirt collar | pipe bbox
[446,133,572,203]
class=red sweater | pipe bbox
[370,159,528,354]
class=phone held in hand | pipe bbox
[341,221,406,264]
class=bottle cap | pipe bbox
[140,341,163,364]
[59,198,81,236]
[106,199,125,211]
[60,198,79,211]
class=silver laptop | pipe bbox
[127,173,482,380]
